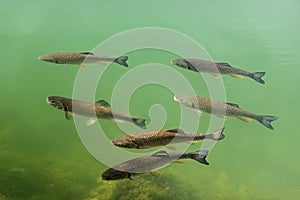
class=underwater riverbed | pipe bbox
[0,0,300,199]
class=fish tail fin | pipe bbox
[132,118,147,129]
[258,115,278,130]
[208,127,225,141]
[250,72,266,84]
[114,56,128,67]
[192,150,209,165]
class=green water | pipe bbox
[1,0,299,199]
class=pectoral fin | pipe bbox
[64,111,73,120]
[86,118,97,126]
[79,63,86,67]
[150,171,161,177]
[230,74,244,79]
[128,174,143,183]
[193,109,202,117]
[185,60,198,71]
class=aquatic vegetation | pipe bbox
[87,174,201,200]
[0,151,99,200]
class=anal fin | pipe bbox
[98,61,108,65]
[237,116,254,122]
[173,160,185,164]
[109,119,124,124]
[230,74,244,79]
[187,141,198,145]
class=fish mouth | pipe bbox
[173,95,179,102]
[111,140,123,147]
[46,96,51,104]
[46,96,56,106]
[170,60,175,64]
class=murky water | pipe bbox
[0,0,299,199]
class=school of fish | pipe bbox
[40,51,278,181]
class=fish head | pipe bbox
[111,138,138,148]
[101,168,129,180]
[39,54,58,64]
[46,96,65,110]
[171,59,189,69]
[174,95,197,109]
[173,95,186,104]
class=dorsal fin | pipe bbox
[151,150,169,157]
[226,102,240,108]
[95,100,111,108]
[80,52,94,55]
[166,128,185,134]
[217,62,232,67]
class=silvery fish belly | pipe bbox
[174,95,278,130]
[111,128,225,149]
[171,58,266,84]
[101,150,209,180]
[39,52,129,67]
[46,96,147,129]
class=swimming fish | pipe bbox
[171,58,266,84]
[101,150,209,180]
[112,128,225,149]
[39,52,128,67]
[174,95,278,130]
[46,96,146,129]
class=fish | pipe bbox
[39,52,128,67]
[112,128,225,149]
[171,58,266,84]
[101,150,209,180]
[174,95,278,130]
[46,96,146,129]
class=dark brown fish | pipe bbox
[101,150,209,180]
[46,96,146,129]
[112,128,225,149]
[174,95,278,130]
[171,58,265,84]
[39,52,128,67]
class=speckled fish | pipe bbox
[174,95,278,130]
[112,128,225,149]
[46,96,146,129]
[101,150,209,180]
[171,58,266,84]
[39,52,128,67]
